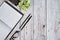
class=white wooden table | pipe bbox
[0,0,60,40]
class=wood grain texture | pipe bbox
[33,0,46,40]
[47,0,60,40]
[20,0,47,40]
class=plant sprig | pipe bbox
[17,0,30,11]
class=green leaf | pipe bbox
[25,2,30,8]
[22,5,27,11]
[17,1,23,8]
[26,0,28,2]
[17,0,30,11]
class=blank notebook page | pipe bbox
[0,2,22,29]
[0,20,11,40]
[0,2,22,40]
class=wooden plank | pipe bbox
[20,0,47,40]
[20,0,34,40]
[33,0,46,40]
[24,0,34,40]
[47,0,60,40]
[54,0,60,40]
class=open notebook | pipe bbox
[0,1,23,40]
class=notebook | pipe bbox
[0,1,23,40]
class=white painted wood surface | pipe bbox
[47,0,60,40]
[20,0,60,40]
[1,0,60,40]
[20,0,47,40]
